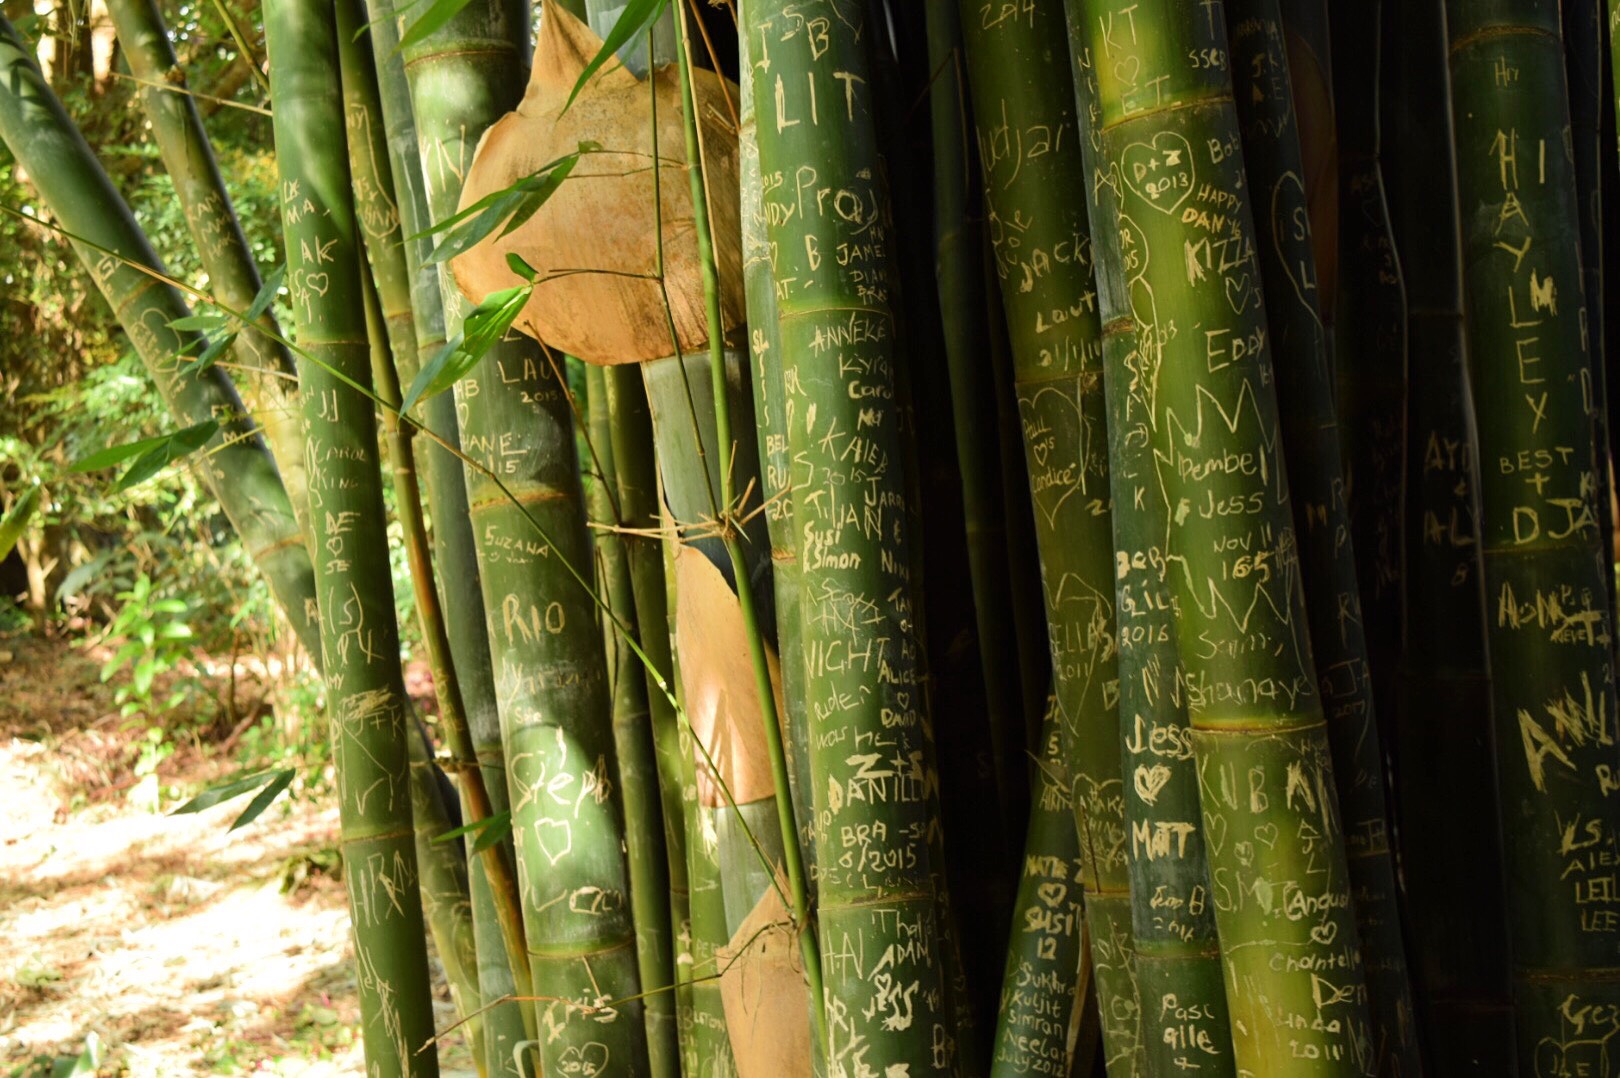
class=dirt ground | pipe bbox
[0,635,477,1077]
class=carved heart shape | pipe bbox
[1133,764,1171,805]
[1310,920,1339,946]
[533,817,573,866]
[1017,384,1088,530]
[1223,272,1254,314]
[1205,812,1228,856]
[1036,881,1068,908]
[1121,132,1196,216]
[557,1041,610,1077]
[1234,840,1254,867]
[1254,822,1279,849]
[1112,54,1141,91]
[304,272,330,297]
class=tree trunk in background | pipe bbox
[0,12,321,660]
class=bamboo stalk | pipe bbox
[406,717,487,1074]
[399,2,649,1068]
[1382,1,1517,1069]
[922,3,1030,854]
[0,12,321,661]
[103,0,310,543]
[355,2,537,1071]
[1066,1,1380,1071]
[1563,0,1613,623]
[1065,26,1240,1076]
[598,363,711,1069]
[1223,3,1423,1069]
[584,361,680,1078]
[1446,0,1620,1062]
[263,1,440,1072]
[954,1,1141,1069]
[743,0,956,1068]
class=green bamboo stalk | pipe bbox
[0,12,321,661]
[922,2,1028,848]
[102,0,310,543]
[353,6,534,1072]
[263,1,439,1072]
[1068,1,1380,1071]
[584,361,679,1078]
[953,2,1140,1070]
[1382,1,1516,1069]
[661,535,740,1078]
[597,363,707,1069]
[744,0,955,1069]
[1564,0,1613,623]
[736,0,815,881]
[1447,0,1620,1063]
[1064,29,1240,1076]
[1224,4,1422,1069]
[988,688,1094,1077]
[407,718,487,1074]
[337,10,537,1072]
[400,3,648,1069]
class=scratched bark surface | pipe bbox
[1068,0,1379,1072]
[1068,15,1237,1076]
[401,0,649,1072]
[743,0,955,1071]
[954,0,1141,1071]
[1225,2,1421,1069]
[1447,0,1620,1069]
[265,0,441,1072]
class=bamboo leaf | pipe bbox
[432,809,510,846]
[469,812,514,854]
[228,768,297,830]
[170,768,279,814]
[399,283,531,412]
[69,418,219,491]
[564,0,668,112]
[0,485,40,562]
[111,420,220,492]
[418,146,592,266]
[396,0,475,52]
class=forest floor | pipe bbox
[0,634,476,1077]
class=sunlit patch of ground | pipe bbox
[0,637,475,1076]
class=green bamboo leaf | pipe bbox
[229,768,297,830]
[564,0,667,112]
[432,809,510,846]
[396,0,474,52]
[0,485,39,562]
[399,283,531,412]
[112,419,220,492]
[170,768,278,814]
[418,145,591,266]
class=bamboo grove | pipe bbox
[10,0,1620,1073]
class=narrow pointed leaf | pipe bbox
[112,419,220,491]
[564,0,666,111]
[229,768,297,830]
[399,284,530,412]
[0,485,40,562]
[170,768,278,814]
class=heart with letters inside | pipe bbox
[1121,131,1196,216]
